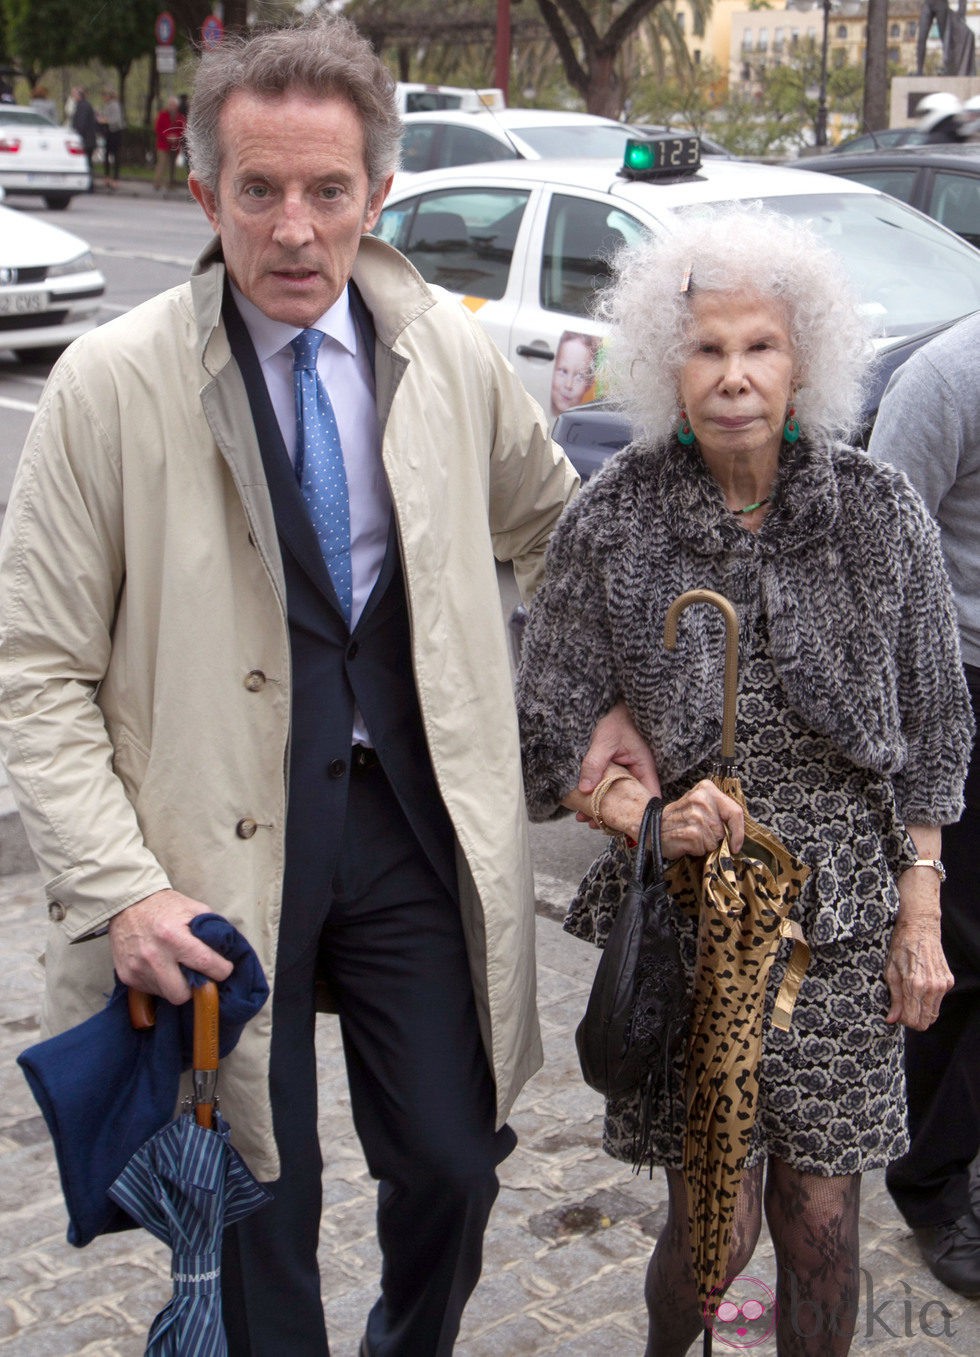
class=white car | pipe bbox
[399,109,729,176]
[0,105,91,210]
[375,140,980,418]
[0,197,105,362]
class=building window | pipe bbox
[742,29,754,49]
[676,10,685,31]
[758,27,769,50]
[774,27,785,49]
[836,24,848,39]
[889,22,901,37]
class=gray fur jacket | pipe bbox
[517,435,973,828]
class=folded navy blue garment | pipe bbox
[17,913,269,1247]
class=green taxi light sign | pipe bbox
[620,133,702,181]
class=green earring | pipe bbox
[783,407,800,443]
[677,410,695,445]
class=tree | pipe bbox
[1,0,81,87]
[73,0,158,109]
[534,0,672,116]
[863,0,889,132]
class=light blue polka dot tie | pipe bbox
[290,328,353,624]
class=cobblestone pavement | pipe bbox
[1,862,978,1355]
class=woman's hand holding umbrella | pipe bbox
[563,771,745,858]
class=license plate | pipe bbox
[0,291,49,315]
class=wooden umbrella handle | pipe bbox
[193,980,220,1129]
[127,989,157,1030]
[664,589,740,766]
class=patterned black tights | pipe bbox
[644,1160,861,1356]
[764,1159,861,1355]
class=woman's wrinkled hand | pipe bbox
[660,779,745,860]
[884,919,953,1030]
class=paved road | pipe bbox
[2,859,978,1355]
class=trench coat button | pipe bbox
[48,901,66,922]
[235,817,258,839]
[347,641,359,660]
[243,670,266,692]
[327,758,346,779]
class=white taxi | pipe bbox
[375,137,980,419]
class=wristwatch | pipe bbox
[911,858,947,882]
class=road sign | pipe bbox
[201,14,224,49]
[155,11,175,46]
[156,45,177,74]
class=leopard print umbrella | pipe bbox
[664,592,810,1314]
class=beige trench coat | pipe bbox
[0,235,578,1178]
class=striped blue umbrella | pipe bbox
[109,1110,271,1356]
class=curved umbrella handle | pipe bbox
[664,589,739,767]
[127,989,156,1030]
[192,980,220,1129]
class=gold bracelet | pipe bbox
[589,768,633,833]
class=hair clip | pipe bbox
[679,265,693,294]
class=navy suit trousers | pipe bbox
[221,760,515,1355]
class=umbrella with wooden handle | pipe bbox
[665,589,811,1353]
[110,981,271,1355]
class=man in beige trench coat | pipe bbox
[0,15,652,1356]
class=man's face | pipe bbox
[189,90,392,328]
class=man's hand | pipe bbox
[109,888,233,1005]
[578,701,660,798]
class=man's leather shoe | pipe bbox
[913,1211,980,1297]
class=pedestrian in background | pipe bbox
[98,88,123,190]
[153,94,185,190]
[0,14,648,1355]
[30,84,57,123]
[70,86,98,190]
[869,311,980,1300]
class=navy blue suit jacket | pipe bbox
[223,292,456,971]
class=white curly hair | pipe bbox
[595,202,874,449]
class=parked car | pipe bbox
[0,194,105,362]
[375,139,980,418]
[399,109,730,175]
[0,105,90,209]
[788,144,980,247]
[394,83,506,115]
[832,127,928,153]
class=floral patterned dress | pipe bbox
[566,612,918,1175]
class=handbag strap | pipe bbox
[634,796,665,889]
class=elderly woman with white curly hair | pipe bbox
[516,205,973,1355]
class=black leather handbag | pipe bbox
[575,797,688,1102]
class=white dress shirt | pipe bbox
[231,283,391,744]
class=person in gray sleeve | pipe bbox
[868,310,980,1298]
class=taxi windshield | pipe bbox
[673,190,980,339]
